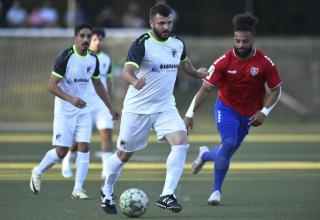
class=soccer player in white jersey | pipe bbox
[29,23,120,199]
[101,3,209,215]
[61,28,115,179]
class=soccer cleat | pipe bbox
[71,189,89,199]
[61,157,73,178]
[191,146,209,174]
[208,190,221,206]
[101,187,117,214]
[156,194,182,213]
[30,168,42,194]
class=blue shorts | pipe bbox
[214,99,251,150]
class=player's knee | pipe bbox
[55,147,69,159]
[215,156,230,170]
[222,137,237,154]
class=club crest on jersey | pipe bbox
[87,66,92,73]
[171,49,177,57]
[250,67,259,76]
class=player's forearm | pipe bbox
[186,86,210,117]
[122,70,138,85]
[48,83,74,103]
[261,86,281,116]
[181,58,202,79]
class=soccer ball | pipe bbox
[119,188,148,218]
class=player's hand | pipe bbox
[197,67,209,78]
[133,78,146,90]
[248,111,266,127]
[184,116,194,135]
[110,109,121,120]
[71,97,87,109]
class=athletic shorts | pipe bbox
[117,108,187,152]
[52,112,92,147]
[214,99,251,149]
[89,100,114,130]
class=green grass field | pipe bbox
[0,124,320,219]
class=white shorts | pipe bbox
[90,101,114,130]
[117,108,187,152]
[52,113,92,147]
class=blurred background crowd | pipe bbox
[0,0,319,36]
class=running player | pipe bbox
[100,3,209,214]
[184,13,282,205]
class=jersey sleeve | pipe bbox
[264,55,282,89]
[52,48,72,78]
[92,56,100,79]
[107,58,113,77]
[203,54,226,86]
[125,37,146,68]
[180,39,187,62]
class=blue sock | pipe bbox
[202,146,220,162]
[213,137,237,192]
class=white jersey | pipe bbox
[86,52,112,105]
[52,45,100,116]
[122,31,187,114]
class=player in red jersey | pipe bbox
[184,13,282,205]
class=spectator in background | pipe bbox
[27,7,44,27]
[6,1,27,27]
[121,2,145,28]
[64,1,88,27]
[39,1,58,27]
[95,6,118,27]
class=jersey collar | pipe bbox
[148,30,169,44]
[73,45,89,58]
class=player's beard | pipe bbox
[152,28,170,41]
[234,47,252,58]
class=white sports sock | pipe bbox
[64,150,77,163]
[101,152,113,173]
[36,148,61,174]
[74,151,90,190]
[161,144,189,196]
[102,154,124,199]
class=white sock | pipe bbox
[102,154,124,199]
[74,151,90,190]
[36,148,61,174]
[161,144,189,196]
[64,150,77,163]
[101,152,113,173]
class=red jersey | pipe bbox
[204,48,282,116]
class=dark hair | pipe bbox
[74,23,93,36]
[92,27,105,38]
[150,3,172,19]
[232,13,258,34]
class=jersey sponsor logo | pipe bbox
[159,64,179,70]
[74,78,90,83]
[250,67,259,76]
[171,49,177,57]
[227,70,237,74]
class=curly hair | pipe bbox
[232,13,258,34]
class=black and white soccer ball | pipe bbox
[119,188,148,218]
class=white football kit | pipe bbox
[51,45,100,146]
[86,52,114,130]
[118,32,187,152]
